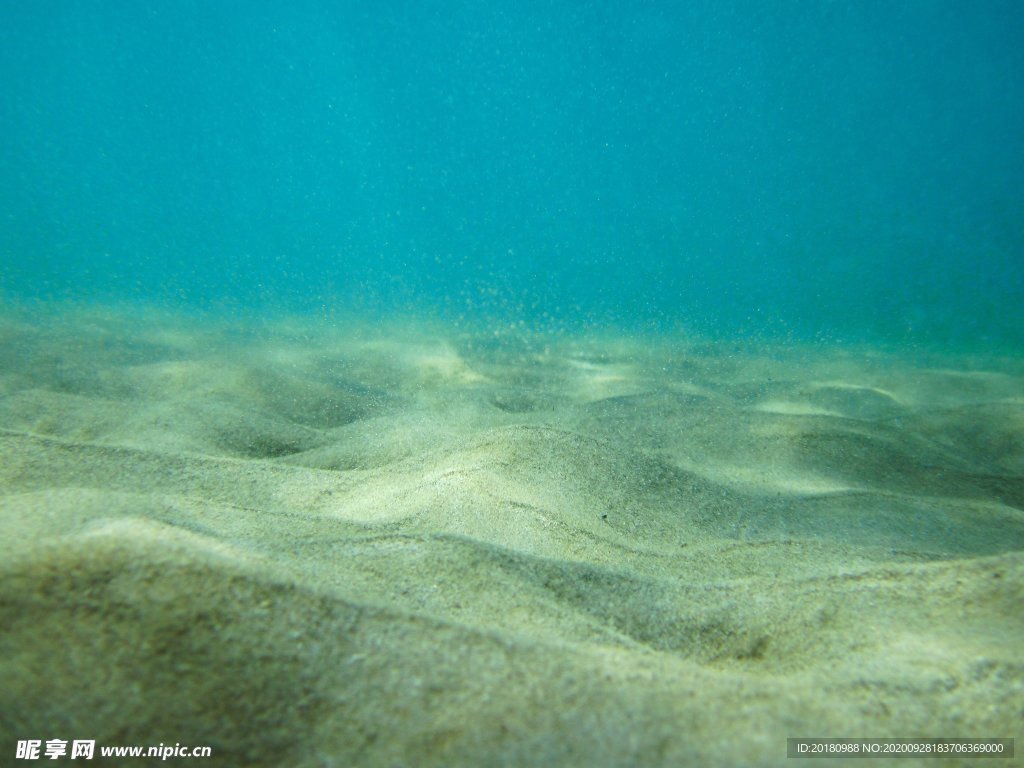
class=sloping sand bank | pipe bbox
[1,305,1022,766]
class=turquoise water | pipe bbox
[1,1,1022,346]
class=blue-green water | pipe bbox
[2,1,1022,345]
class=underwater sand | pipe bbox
[1,304,1022,767]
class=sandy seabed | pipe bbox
[0,303,1022,767]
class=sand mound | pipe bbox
[1,306,1021,766]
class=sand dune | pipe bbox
[1,305,1022,766]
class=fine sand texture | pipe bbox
[1,304,1022,767]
